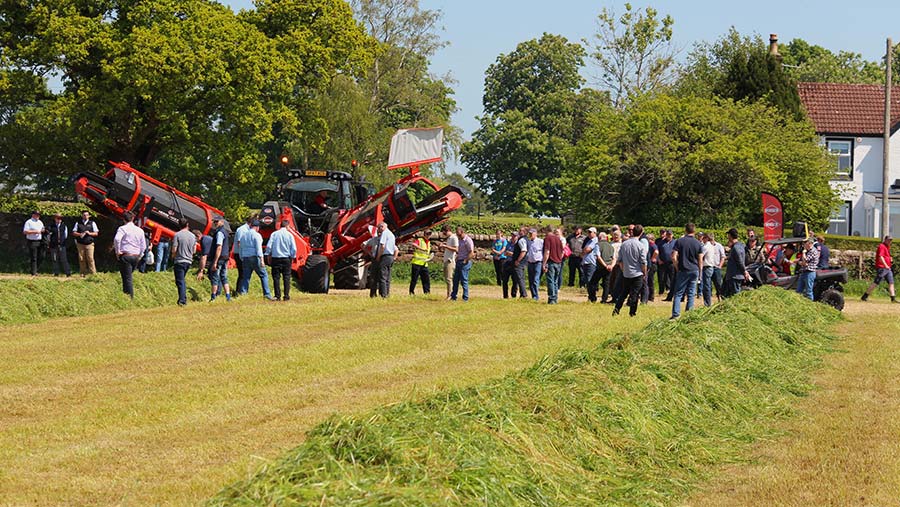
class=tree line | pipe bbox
[463,4,897,229]
[0,0,457,216]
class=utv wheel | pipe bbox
[301,255,330,294]
[819,288,844,311]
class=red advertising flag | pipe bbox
[761,192,783,241]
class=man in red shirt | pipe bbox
[862,236,895,303]
[542,227,565,304]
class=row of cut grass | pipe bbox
[211,287,841,506]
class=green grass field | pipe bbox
[2,272,898,505]
[0,285,670,505]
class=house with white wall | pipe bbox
[797,82,900,238]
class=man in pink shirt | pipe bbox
[113,211,147,299]
[861,236,895,303]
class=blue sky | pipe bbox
[224,1,900,173]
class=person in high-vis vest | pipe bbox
[409,229,433,295]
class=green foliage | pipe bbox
[780,38,888,84]
[0,0,372,215]
[587,2,675,108]
[463,34,596,216]
[210,287,839,505]
[565,94,840,228]
[291,0,460,189]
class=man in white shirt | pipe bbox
[23,210,45,276]
[526,228,544,300]
[113,211,147,299]
[374,222,396,298]
[437,225,459,300]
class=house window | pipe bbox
[826,139,852,179]
[827,201,851,236]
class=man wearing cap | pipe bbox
[238,219,273,300]
[113,211,147,299]
[48,213,71,277]
[203,215,233,302]
[73,210,99,276]
[23,210,46,276]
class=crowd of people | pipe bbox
[21,211,897,309]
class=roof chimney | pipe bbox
[769,33,781,59]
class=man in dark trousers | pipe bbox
[22,210,45,276]
[613,225,648,317]
[724,228,749,297]
[113,211,147,299]
[567,226,585,287]
[267,219,297,301]
[48,213,71,277]
[374,221,396,298]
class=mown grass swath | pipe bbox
[211,288,840,506]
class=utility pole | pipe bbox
[883,37,892,238]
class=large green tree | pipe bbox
[780,38,900,85]
[0,0,372,214]
[462,33,599,216]
[565,94,840,228]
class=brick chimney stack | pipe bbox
[769,33,781,60]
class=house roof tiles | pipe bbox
[797,82,900,136]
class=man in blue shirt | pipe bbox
[239,219,273,300]
[580,227,600,302]
[267,219,297,301]
[815,235,830,268]
[374,222,396,298]
[232,215,254,295]
[490,230,508,287]
[526,228,544,301]
[670,223,703,319]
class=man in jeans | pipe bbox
[581,228,600,302]
[613,224,648,317]
[113,211,147,299]
[267,219,297,301]
[542,227,564,304]
[670,223,703,319]
[437,225,458,300]
[239,219,273,300]
[861,236,895,303]
[451,226,475,301]
[170,218,197,306]
[795,238,819,301]
[525,228,544,300]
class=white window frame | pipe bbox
[827,200,851,236]
[826,138,853,180]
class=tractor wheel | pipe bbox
[333,254,368,290]
[301,255,330,294]
[819,288,844,311]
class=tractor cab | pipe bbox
[278,169,374,245]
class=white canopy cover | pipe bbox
[387,127,443,170]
